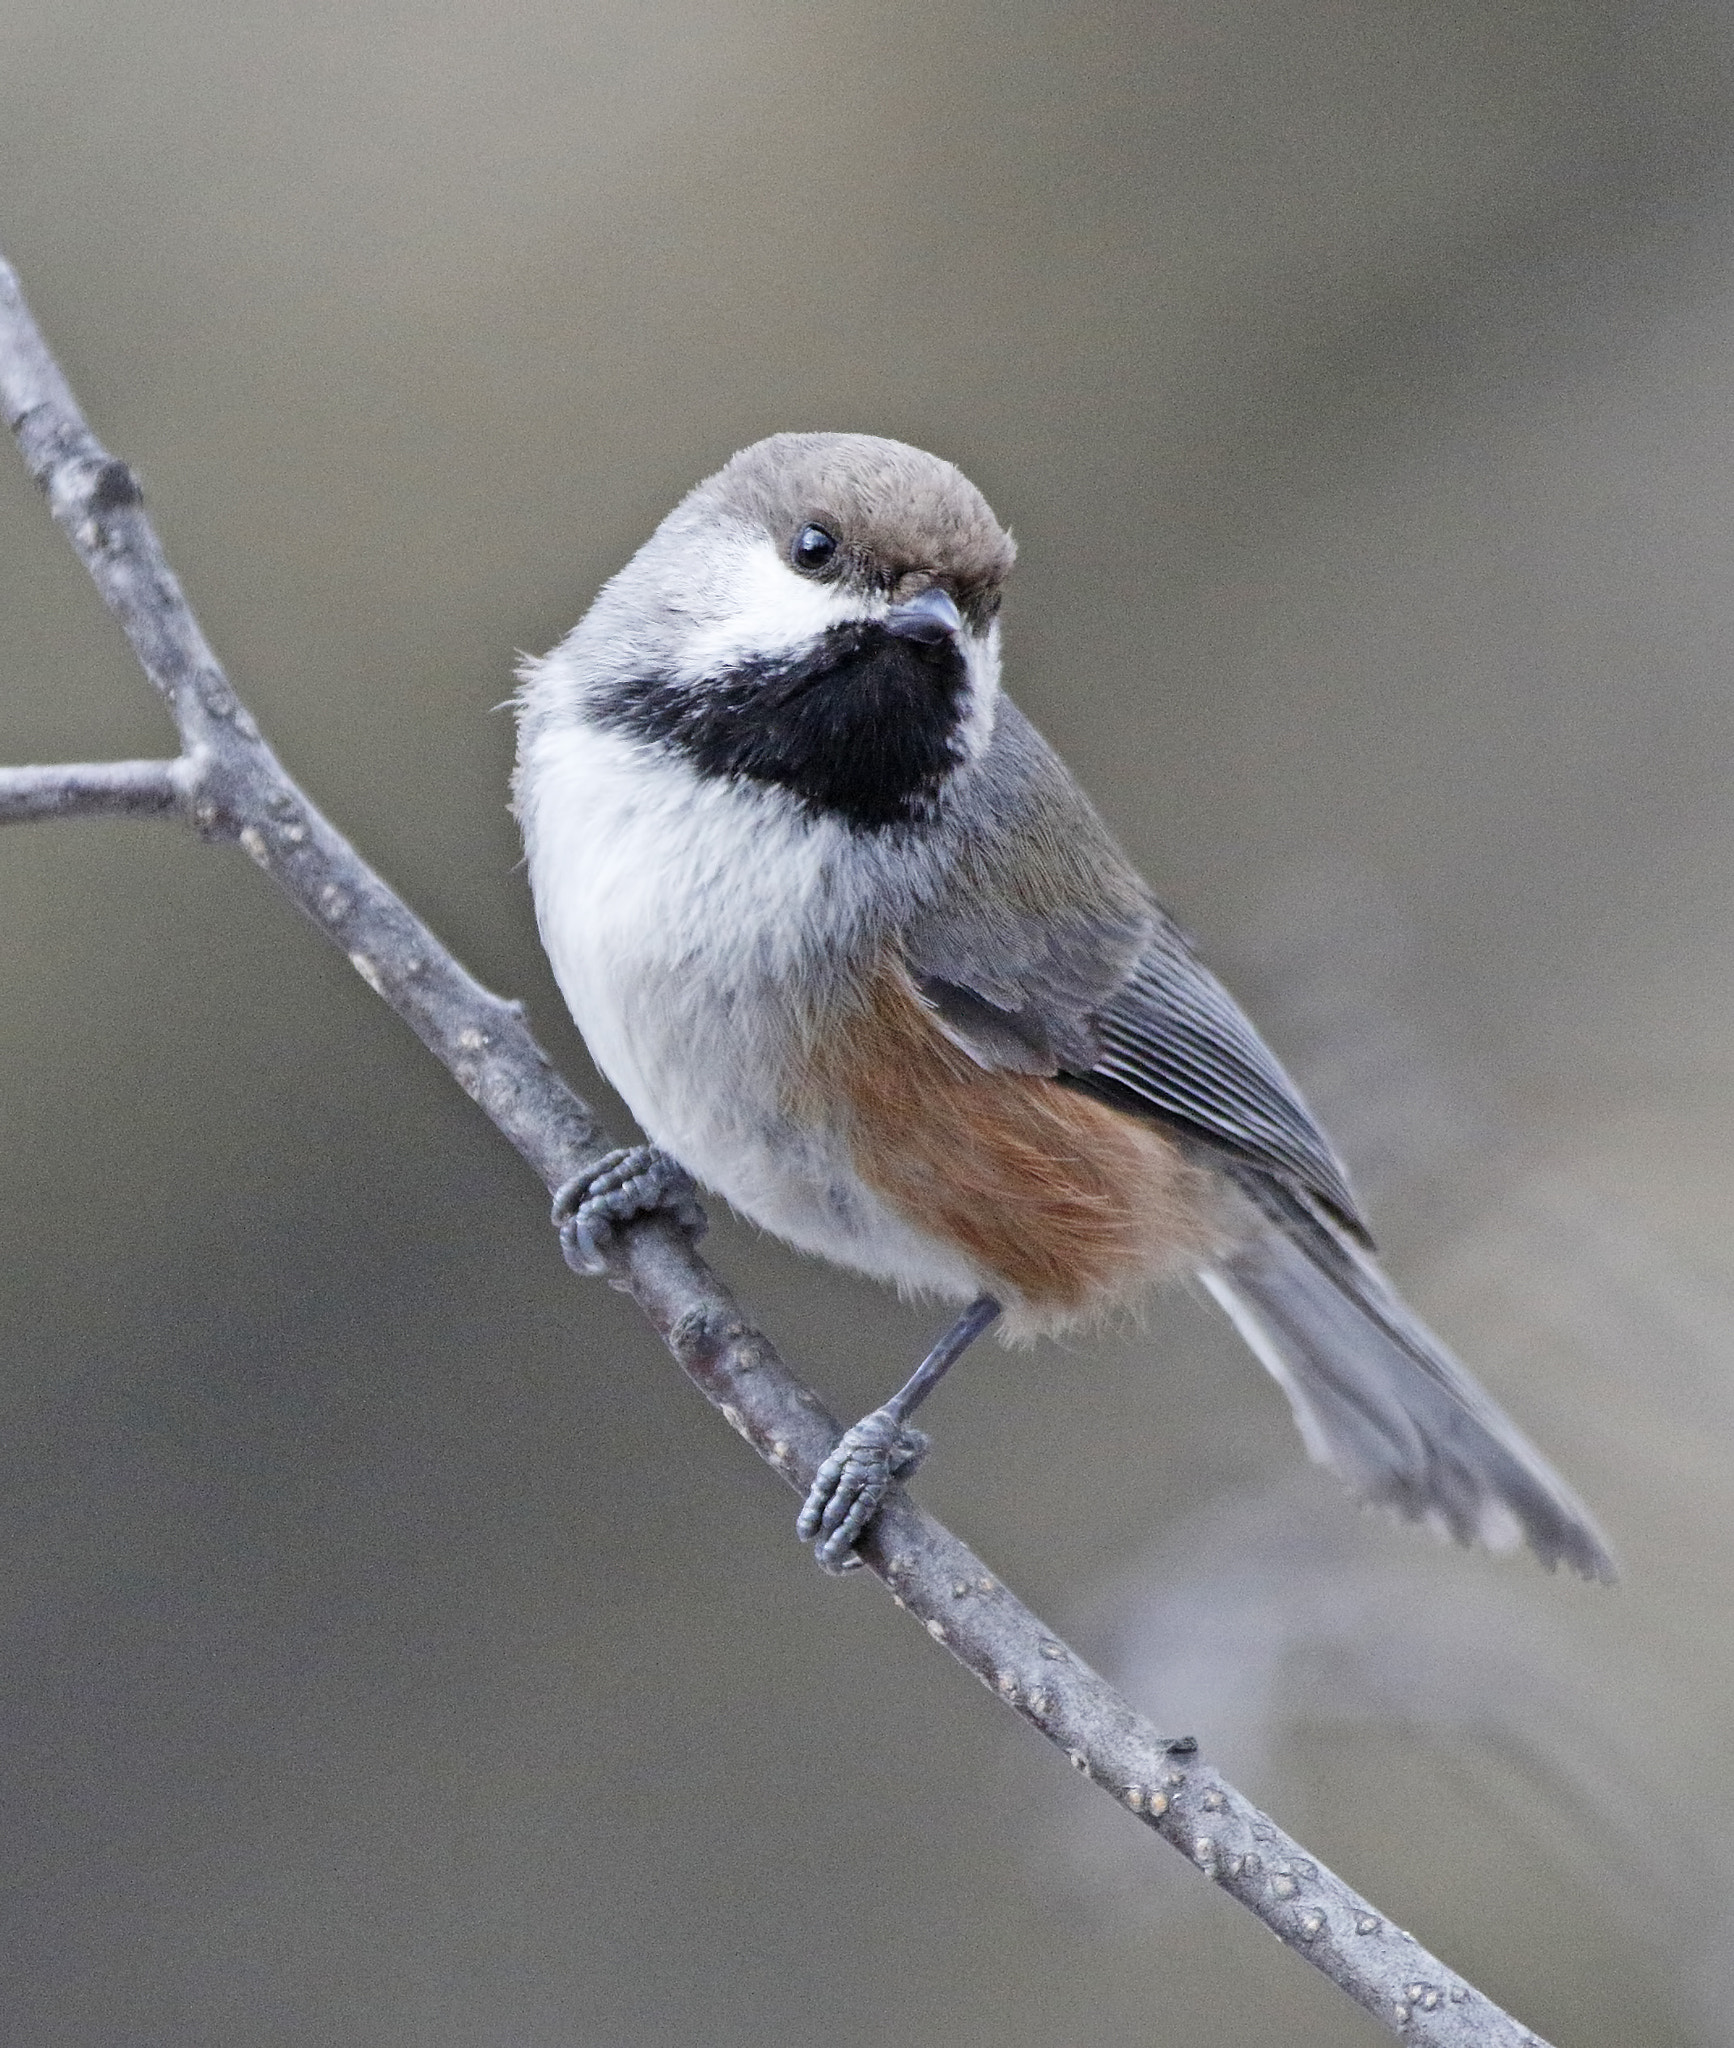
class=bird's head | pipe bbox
[539,432,1017,830]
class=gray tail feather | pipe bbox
[1204,1173,1617,1583]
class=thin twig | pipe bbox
[0,246,1553,2048]
[0,757,186,822]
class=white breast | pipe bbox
[515,717,983,1301]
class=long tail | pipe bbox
[1202,1172,1616,1582]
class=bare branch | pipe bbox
[0,756,186,823]
[0,247,1555,2048]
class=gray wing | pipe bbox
[907,702,1367,1238]
[1072,923,1368,1239]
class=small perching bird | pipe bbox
[513,432,1614,1583]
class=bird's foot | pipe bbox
[797,1406,930,1573]
[550,1146,706,1276]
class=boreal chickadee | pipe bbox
[513,432,1614,1582]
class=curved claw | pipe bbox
[797,1406,930,1571]
[551,1145,706,1277]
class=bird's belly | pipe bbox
[521,725,983,1296]
[567,945,985,1297]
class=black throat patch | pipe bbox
[600,620,972,829]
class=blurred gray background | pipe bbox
[4,2,1734,2042]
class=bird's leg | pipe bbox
[550,1146,707,1277]
[798,1294,1002,1573]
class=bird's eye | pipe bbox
[791,523,838,573]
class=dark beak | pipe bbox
[883,587,964,645]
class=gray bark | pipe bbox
[0,246,1552,2048]
[0,756,186,821]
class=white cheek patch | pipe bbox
[672,533,877,683]
[954,619,1004,765]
